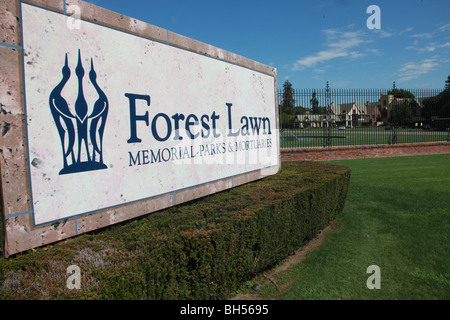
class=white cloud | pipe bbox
[409,24,449,42]
[398,59,438,81]
[348,51,365,59]
[293,50,348,69]
[292,28,366,69]
[411,41,450,53]
[421,44,437,52]
[412,32,434,38]
[366,48,380,55]
[399,27,413,35]
[439,23,450,32]
[325,29,365,49]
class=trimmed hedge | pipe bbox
[0,161,350,299]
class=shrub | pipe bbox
[0,161,350,299]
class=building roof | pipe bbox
[330,100,368,115]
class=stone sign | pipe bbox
[0,0,279,257]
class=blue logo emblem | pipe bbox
[49,50,109,175]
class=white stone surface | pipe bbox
[21,3,278,225]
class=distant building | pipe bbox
[295,114,332,128]
[378,94,392,123]
[369,105,383,126]
[294,94,426,129]
[330,100,370,128]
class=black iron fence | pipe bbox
[278,86,450,148]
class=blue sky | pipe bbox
[83,0,450,90]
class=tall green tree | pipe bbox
[389,103,412,126]
[281,80,295,115]
[387,88,415,99]
[422,75,450,120]
[444,74,450,94]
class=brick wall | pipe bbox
[281,142,450,161]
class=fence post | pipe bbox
[326,81,332,147]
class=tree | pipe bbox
[281,80,295,115]
[294,106,307,115]
[422,75,450,121]
[389,103,412,126]
[422,96,439,121]
[444,74,450,94]
[387,88,415,99]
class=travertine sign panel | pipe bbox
[0,0,279,257]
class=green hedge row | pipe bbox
[0,161,350,299]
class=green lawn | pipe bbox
[255,154,450,299]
